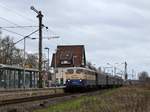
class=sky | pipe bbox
[0,0,150,79]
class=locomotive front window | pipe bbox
[66,69,74,74]
[76,69,82,74]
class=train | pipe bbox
[64,67,124,91]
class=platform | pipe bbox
[0,87,65,101]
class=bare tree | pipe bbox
[138,71,149,81]
[25,53,38,68]
[0,36,14,64]
[0,33,38,68]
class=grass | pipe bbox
[34,97,83,112]
[34,85,150,112]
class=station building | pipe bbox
[51,45,86,85]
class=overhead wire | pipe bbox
[0,16,39,38]
[0,17,19,26]
[0,28,25,37]
[0,27,39,40]
[0,17,59,40]
[0,26,38,29]
[0,2,58,33]
[0,2,59,41]
[14,29,39,45]
[0,2,37,33]
[0,2,35,23]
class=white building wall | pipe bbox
[55,67,67,85]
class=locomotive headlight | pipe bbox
[68,80,70,82]
[80,80,82,82]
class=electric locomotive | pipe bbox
[65,67,96,90]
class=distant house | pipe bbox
[51,45,86,68]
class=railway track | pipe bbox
[0,90,103,112]
[0,87,65,94]
[0,93,70,106]
[0,91,100,106]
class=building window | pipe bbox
[61,60,71,64]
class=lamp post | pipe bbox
[44,47,50,71]
[23,36,38,88]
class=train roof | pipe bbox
[0,64,39,72]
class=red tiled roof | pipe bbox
[51,45,86,67]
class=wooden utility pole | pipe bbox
[31,6,43,88]
[38,11,43,88]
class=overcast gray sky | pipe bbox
[0,0,150,78]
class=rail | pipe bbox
[0,86,65,93]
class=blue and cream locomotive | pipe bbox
[65,67,96,89]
